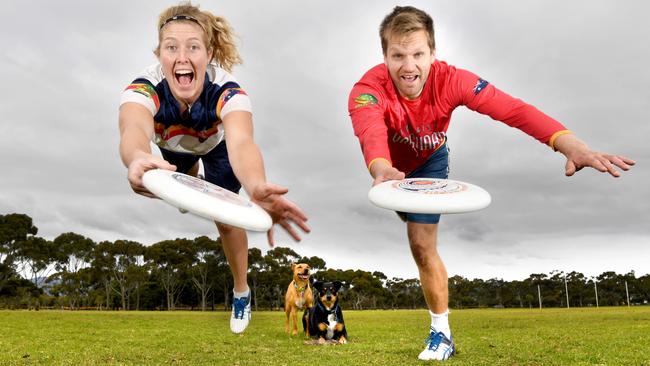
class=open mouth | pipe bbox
[299,273,310,280]
[401,75,419,83]
[175,69,195,87]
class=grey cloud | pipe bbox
[1,1,647,280]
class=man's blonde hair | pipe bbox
[379,6,435,55]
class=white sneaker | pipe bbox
[230,294,251,334]
[418,329,455,361]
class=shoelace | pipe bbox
[232,297,249,319]
[424,331,446,351]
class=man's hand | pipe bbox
[554,134,635,177]
[251,183,311,247]
[370,159,406,186]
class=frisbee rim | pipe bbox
[142,169,272,231]
[368,178,491,214]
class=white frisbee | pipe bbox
[368,178,491,214]
[142,169,272,232]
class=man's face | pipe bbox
[384,30,435,100]
[158,22,212,105]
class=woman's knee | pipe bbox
[216,221,238,236]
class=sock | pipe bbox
[233,287,250,299]
[429,310,451,339]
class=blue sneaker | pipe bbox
[230,294,251,333]
[418,329,455,360]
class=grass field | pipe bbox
[1,307,649,365]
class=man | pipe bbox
[347,6,634,361]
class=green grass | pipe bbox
[1,307,649,365]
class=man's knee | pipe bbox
[410,242,436,268]
[407,223,439,268]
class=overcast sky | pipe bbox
[1,1,648,281]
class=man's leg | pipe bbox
[407,222,455,360]
[407,222,447,313]
[217,222,251,333]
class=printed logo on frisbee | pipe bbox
[172,174,251,207]
[394,179,467,195]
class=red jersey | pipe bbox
[348,60,570,174]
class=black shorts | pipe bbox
[160,141,241,194]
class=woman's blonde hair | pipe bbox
[154,2,242,72]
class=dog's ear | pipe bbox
[333,281,343,292]
[291,262,296,271]
[313,281,323,294]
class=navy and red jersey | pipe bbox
[120,62,252,155]
[348,60,571,174]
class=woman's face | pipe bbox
[158,21,212,105]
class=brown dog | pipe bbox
[284,263,313,335]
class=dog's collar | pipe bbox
[293,282,308,294]
[317,302,339,317]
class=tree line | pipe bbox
[1,213,648,310]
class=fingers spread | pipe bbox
[565,160,576,176]
[610,155,634,171]
[619,156,636,166]
[279,219,302,242]
[257,183,289,199]
[266,228,275,248]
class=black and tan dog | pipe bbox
[303,281,348,344]
[285,263,314,335]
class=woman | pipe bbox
[118,3,310,333]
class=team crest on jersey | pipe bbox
[216,88,247,116]
[126,83,160,109]
[354,93,378,108]
[473,78,489,95]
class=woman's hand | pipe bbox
[251,182,310,247]
[127,154,176,198]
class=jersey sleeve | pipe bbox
[215,86,252,120]
[209,64,252,120]
[119,64,163,116]
[448,68,571,149]
[348,83,392,171]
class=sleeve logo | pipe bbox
[472,78,489,95]
[216,87,247,116]
[125,83,160,109]
[354,93,378,108]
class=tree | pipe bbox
[50,232,95,309]
[203,239,231,310]
[636,274,650,304]
[110,240,145,310]
[16,236,55,288]
[90,241,116,310]
[248,247,265,311]
[596,271,624,306]
[565,271,588,307]
[0,214,38,293]
[449,275,475,309]
[190,236,219,311]
[146,239,193,310]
